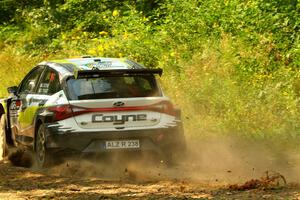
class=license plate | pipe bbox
[105,140,140,149]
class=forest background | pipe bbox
[0,0,299,148]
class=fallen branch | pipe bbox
[228,171,286,191]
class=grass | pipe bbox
[0,52,39,97]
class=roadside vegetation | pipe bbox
[0,0,299,141]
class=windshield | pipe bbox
[67,75,160,100]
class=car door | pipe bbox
[9,66,46,145]
[23,67,62,145]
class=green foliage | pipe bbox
[0,0,299,139]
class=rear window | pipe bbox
[67,75,160,100]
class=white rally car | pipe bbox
[0,57,186,167]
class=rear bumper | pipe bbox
[44,125,185,155]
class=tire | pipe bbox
[164,144,187,167]
[164,124,187,166]
[35,124,51,168]
[0,115,8,160]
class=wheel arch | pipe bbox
[0,101,14,145]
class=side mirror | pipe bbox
[7,86,18,95]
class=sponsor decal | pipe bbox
[92,114,147,125]
[86,61,113,69]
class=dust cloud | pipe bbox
[6,136,300,185]
[49,136,300,185]
[179,136,300,184]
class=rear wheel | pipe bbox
[35,124,51,168]
[164,125,187,166]
[164,144,186,166]
[0,115,8,160]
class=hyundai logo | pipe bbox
[113,101,125,107]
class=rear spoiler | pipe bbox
[74,68,163,78]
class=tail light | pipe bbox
[47,101,175,122]
[151,101,175,116]
[47,104,88,121]
[47,105,73,121]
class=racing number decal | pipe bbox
[11,100,21,110]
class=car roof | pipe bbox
[39,57,146,77]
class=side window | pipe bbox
[19,67,44,94]
[37,68,61,95]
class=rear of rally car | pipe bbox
[43,67,186,161]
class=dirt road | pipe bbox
[1,136,300,199]
[0,158,300,200]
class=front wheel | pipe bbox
[35,124,52,168]
[0,115,8,160]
